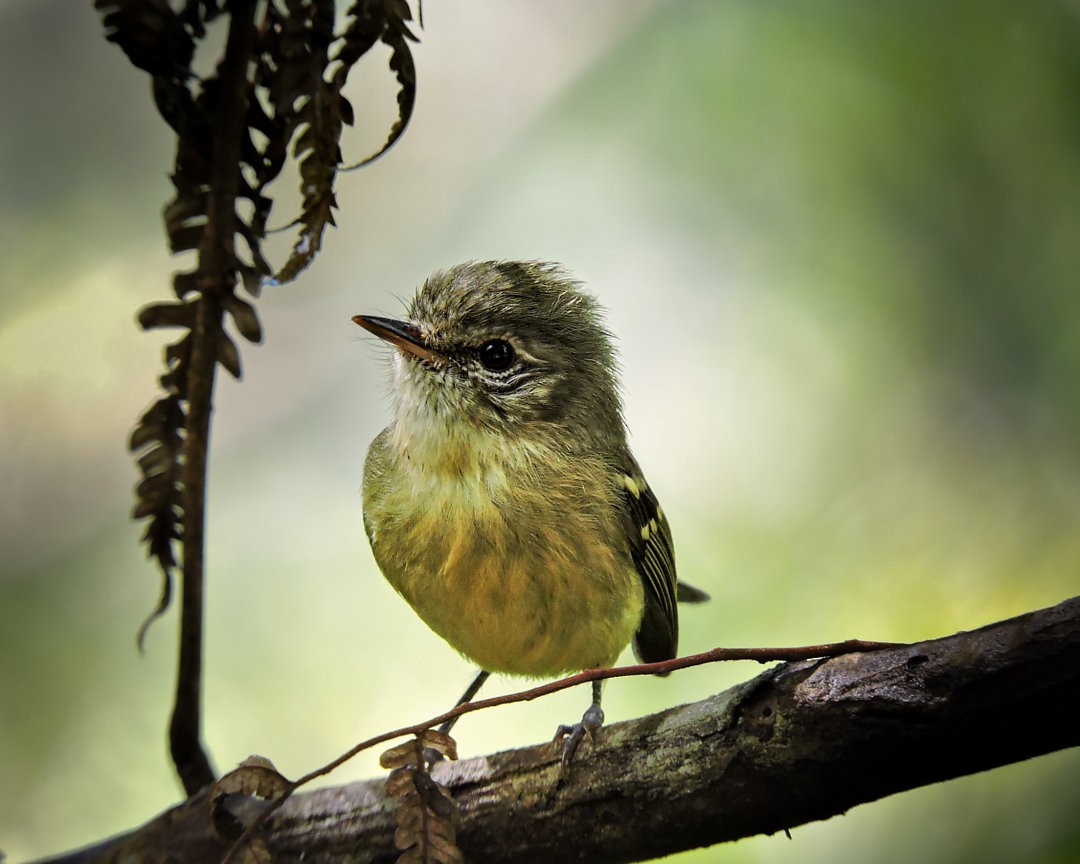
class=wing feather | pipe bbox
[619,459,679,665]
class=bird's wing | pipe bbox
[619,458,680,667]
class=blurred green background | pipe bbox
[2,0,1079,861]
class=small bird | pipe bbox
[355,261,707,765]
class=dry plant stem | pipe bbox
[221,637,899,862]
[171,0,258,796]
[170,296,220,794]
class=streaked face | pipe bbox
[389,261,624,439]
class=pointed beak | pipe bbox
[352,315,445,366]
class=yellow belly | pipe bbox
[384,519,642,676]
[363,431,643,676]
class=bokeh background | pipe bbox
[2,0,1079,860]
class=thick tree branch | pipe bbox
[40,595,1080,864]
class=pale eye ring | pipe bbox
[478,339,516,372]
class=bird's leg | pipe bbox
[437,669,490,735]
[424,669,490,764]
[553,679,604,774]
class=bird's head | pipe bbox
[355,261,624,453]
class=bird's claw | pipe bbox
[553,703,605,775]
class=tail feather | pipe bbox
[676,581,710,604]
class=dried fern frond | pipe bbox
[97,0,421,647]
[381,732,463,864]
[274,0,419,283]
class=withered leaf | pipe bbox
[385,767,418,797]
[167,223,207,255]
[129,422,160,452]
[138,301,196,331]
[394,804,424,837]
[384,732,463,864]
[129,392,184,645]
[218,332,242,379]
[135,566,173,654]
[209,756,291,843]
[397,843,465,864]
[417,729,458,760]
[214,755,291,800]
[172,270,199,299]
[380,738,424,770]
[426,828,465,864]
[415,775,454,820]
[136,444,173,473]
[94,0,194,81]
[226,837,272,864]
[224,294,263,344]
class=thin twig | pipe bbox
[221,637,898,862]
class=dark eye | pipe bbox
[478,339,515,372]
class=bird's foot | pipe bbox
[553,701,605,776]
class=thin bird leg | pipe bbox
[437,669,491,736]
[553,678,605,774]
